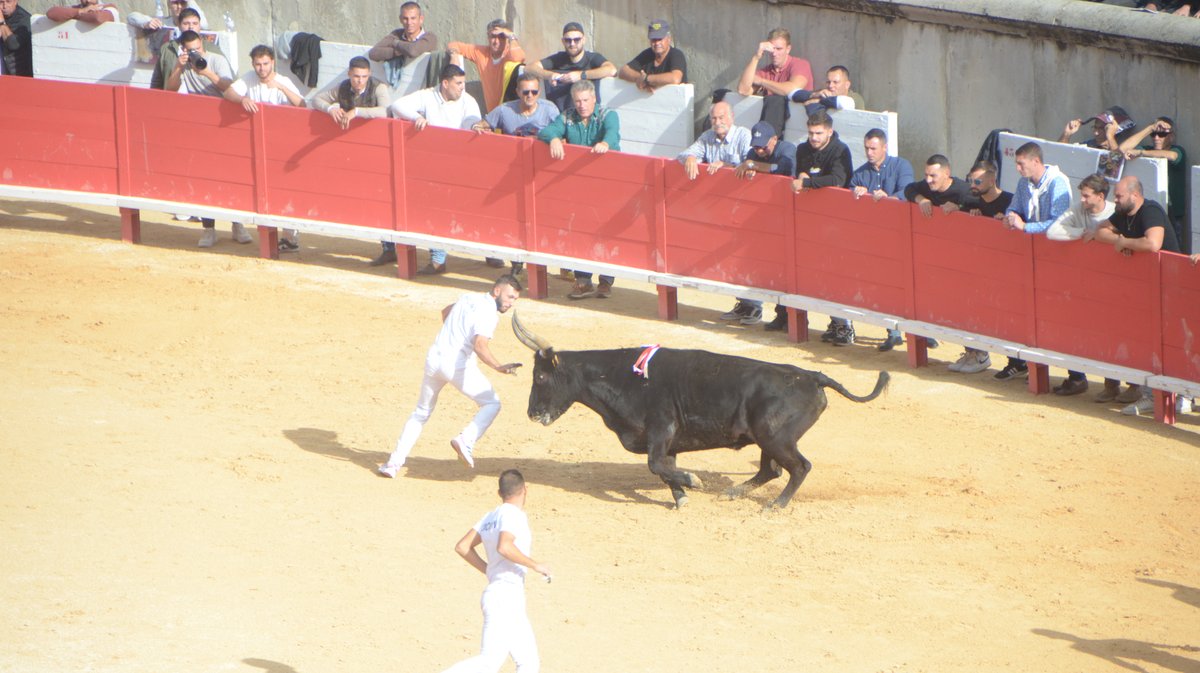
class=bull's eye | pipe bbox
[535,372,548,383]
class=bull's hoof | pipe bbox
[685,472,704,489]
[673,495,689,510]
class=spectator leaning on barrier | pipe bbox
[794,65,865,113]
[1119,116,1188,252]
[164,30,244,249]
[473,72,557,272]
[993,141,1073,382]
[678,100,751,181]
[618,19,687,93]
[1092,176,1184,416]
[537,80,620,300]
[903,154,970,218]
[128,0,205,30]
[0,0,32,77]
[792,109,855,345]
[150,8,222,90]
[223,44,305,253]
[46,0,118,24]
[448,18,525,113]
[314,56,392,131]
[718,120,797,328]
[736,27,812,97]
[389,63,482,276]
[525,21,616,112]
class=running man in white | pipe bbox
[378,274,523,477]
[443,468,551,673]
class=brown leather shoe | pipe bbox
[1115,384,1142,404]
[567,281,595,299]
[417,262,447,275]
[485,257,506,268]
[1094,382,1121,403]
[368,248,398,266]
[1053,378,1089,396]
[595,281,612,298]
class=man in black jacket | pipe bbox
[792,109,855,344]
[0,0,33,77]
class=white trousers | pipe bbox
[442,581,539,673]
[386,358,501,466]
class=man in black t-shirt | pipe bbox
[525,21,616,111]
[904,155,971,218]
[952,160,1013,219]
[617,19,687,92]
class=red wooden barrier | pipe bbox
[1160,251,1200,381]
[912,209,1032,344]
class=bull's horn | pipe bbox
[511,311,554,353]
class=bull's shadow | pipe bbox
[243,658,299,673]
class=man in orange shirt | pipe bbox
[447,18,525,112]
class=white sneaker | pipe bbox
[377,463,400,478]
[231,222,252,244]
[957,351,992,374]
[198,228,217,248]
[450,437,474,469]
[947,351,971,372]
[1122,397,1155,417]
[1176,396,1192,414]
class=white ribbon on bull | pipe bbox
[632,345,660,379]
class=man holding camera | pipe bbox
[165,30,245,249]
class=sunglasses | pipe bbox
[1150,131,1172,137]
[562,36,582,44]
[966,177,985,186]
[519,89,539,96]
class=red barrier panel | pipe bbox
[1032,236,1163,371]
[663,165,794,290]
[259,106,394,229]
[1159,251,1200,380]
[122,88,254,211]
[401,126,528,248]
[793,188,913,316]
[0,78,118,193]
[912,210,1033,344]
[532,145,659,270]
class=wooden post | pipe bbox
[1027,362,1050,395]
[119,207,140,244]
[1155,390,1176,425]
[526,263,548,299]
[787,308,807,342]
[905,333,928,368]
[257,226,279,260]
[657,285,678,321]
[396,244,418,279]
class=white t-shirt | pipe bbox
[430,292,499,368]
[178,51,234,98]
[230,72,301,105]
[474,502,532,585]
[1045,199,1116,241]
[389,86,482,130]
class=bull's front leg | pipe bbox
[645,425,702,509]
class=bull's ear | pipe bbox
[540,348,558,369]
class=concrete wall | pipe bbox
[20,0,1199,176]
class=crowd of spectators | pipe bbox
[1,0,1194,418]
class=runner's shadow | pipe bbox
[243,659,299,673]
[282,427,387,472]
[1032,629,1200,673]
[1139,578,1200,610]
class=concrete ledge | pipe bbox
[775,0,1200,63]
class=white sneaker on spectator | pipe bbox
[1121,397,1155,417]
[957,351,991,374]
[231,222,252,244]
[174,213,192,221]
[1176,396,1192,414]
[947,351,971,372]
[377,463,400,478]
[450,437,474,469]
[198,228,217,248]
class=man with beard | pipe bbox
[736,27,811,96]
[525,21,615,112]
[793,109,855,345]
[1119,117,1189,252]
[448,18,525,112]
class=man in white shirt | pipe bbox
[442,468,551,673]
[389,62,483,273]
[223,44,305,251]
[378,275,523,476]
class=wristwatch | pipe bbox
[580,70,587,81]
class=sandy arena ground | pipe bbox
[1,201,1198,673]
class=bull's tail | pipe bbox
[818,371,889,403]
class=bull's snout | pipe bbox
[529,413,554,426]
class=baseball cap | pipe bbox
[750,121,777,148]
[647,19,670,40]
[562,21,584,35]
[1090,106,1135,134]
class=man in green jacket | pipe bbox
[537,79,621,300]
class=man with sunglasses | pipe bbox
[1119,117,1188,252]
[525,21,615,112]
[448,18,525,112]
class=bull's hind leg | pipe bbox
[768,449,812,509]
[759,404,823,509]
[724,450,784,500]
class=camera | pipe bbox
[186,49,207,70]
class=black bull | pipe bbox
[512,314,889,509]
